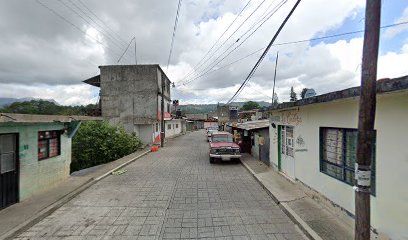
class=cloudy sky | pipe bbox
[0,0,407,105]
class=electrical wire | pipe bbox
[180,0,252,81]
[227,0,302,104]
[181,0,288,86]
[180,20,408,87]
[77,0,128,43]
[57,0,132,63]
[35,0,125,60]
[66,0,128,48]
[186,0,269,80]
[166,0,183,71]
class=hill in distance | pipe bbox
[178,101,271,114]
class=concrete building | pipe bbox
[269,76,408,239]
[0,113,100,209]
[164,119,186,138]
[84,65,172,144]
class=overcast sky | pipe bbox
[0,0,407,105]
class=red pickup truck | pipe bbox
[209,132,241,163]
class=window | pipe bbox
[38,130,61,160]
[167,124,171,130]
[212,135,233,143]
[320,127,376,195]
[155,123,159,132]
[176,124,179,128]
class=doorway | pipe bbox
[278,126,295,179]
[0,133,19,209]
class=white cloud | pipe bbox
[384,7,408,38]
[0,0,407,106]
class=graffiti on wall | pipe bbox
[295,135,307,152]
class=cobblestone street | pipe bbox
[16,131,305,240]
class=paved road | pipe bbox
[16,130,305,240]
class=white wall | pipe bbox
[269,91,408,239]
[165,119,185,138]
[204,121,218,129]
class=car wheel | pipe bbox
[209,157,215,164]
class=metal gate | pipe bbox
[0,134,19,209]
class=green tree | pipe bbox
[290,86,297,102]
[0,99,98,116]
[71,121,143,172]
[241,101,261,111]
[300,88,308,99]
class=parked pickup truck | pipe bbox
[209,132,241,163]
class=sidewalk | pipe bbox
[240,153,354,240]
[0,148,150,240]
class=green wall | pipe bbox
[0,123,71,201]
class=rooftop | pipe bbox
[0,113,102,124]
[271,75,408,111]
[83,64,171,88]
[234,120,270,131]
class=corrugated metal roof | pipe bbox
[234,120,270,130]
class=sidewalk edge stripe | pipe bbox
[2,149,150,240]
[240,160,322,240]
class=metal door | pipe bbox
[0,134,19,209]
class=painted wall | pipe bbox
[165,119,185,138]
[0,123,71,201]
[269,92,408,239]
[204,121,218,129]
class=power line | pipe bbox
[57,0,131,62]
[227,0,302,104]
[77,0,128,43]
[186,0,269,80]
[180,0,252,81]
[181,0,288,86]
[35,0,125,60]
[180,20,408,87]
[167,0,183,71]
[66,0,128,48]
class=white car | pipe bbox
[207,128,218,142]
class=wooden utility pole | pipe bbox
[160,77,165,147]
[355,0,381,239]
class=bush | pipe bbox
[71,121,143,172]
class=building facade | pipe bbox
[84,65,172,144]
[0,114,99,209]
[269,76,408,239]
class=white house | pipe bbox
[269,76,408,239]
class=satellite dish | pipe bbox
[304,89,316,98]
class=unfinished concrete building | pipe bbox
[84,65,172,144]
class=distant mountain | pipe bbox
[177,101,271,114]
[0,97,59,107]
[0,97,33,107]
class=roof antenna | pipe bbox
[117,37,135,63]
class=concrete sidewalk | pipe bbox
[240,153,354,240]
[0,148,150,240]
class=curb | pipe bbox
[2,150,151,240]
[240,160,322,240]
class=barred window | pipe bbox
[167,124,171,130]
[320,127,376,195]
[38,130,61,160]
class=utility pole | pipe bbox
[161,77,165,147]
[355,0,381,239]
